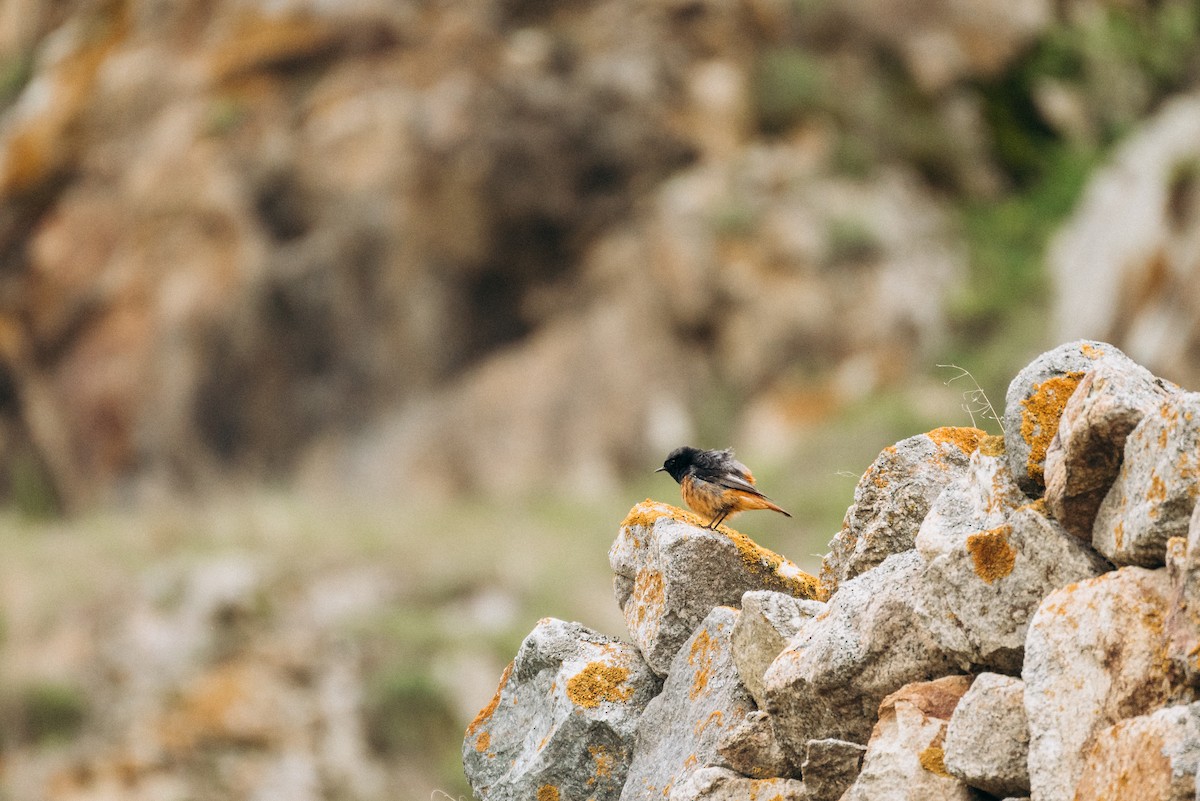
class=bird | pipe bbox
[656,446,791,529]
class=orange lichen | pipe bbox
[1018,498,1049,516]
[978,434,1006,457]
[475,731,490,753]
[632,569,664,627]
[927,426,986,455]
[537,784,560,801]
[966,525,1016,584]
[566,662,632,709]
[466,661,513,737]
[1080,343,1106,359]
[1020,371,1086,483]
[590,745,615,778]
[694,709,725,736]
[918,743,951,776]
[689,629,720,700]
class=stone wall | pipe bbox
[463,340,1200,801]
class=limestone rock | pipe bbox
[801,739,867,801]
[716,710,794,779]
[1167,506,1200,687]
[820,427,987,598]
[611,501,819,675]
[1024,567,1191,801]
[667,766,809,801]
[840,675,978,801]
[462,618,659,801]
[1092,392,1200,567]
[1044,361,1176,539]
[914,450,1111,671]
[764,551,959,757]
[621,607,754,801]
[1003,341,1139,495]
[1073,703,1200,801]
[942,673,1030,798]
[731,590,824,708]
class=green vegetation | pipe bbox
[0,682,87,747]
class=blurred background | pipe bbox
[0,0,1199,797]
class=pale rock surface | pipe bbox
[462,618,659,801]
[764,551,959,758]
[715,709,794,779]
[841,675,980,801]
[1092,392,1200,567]
[942,673,1030,798]
[611,500,818,675]
[914,451,1111,671]
[820,427,986,598]
[1073,702,1200,801]
[1044,360,1177,539]
[1167,506,1200,687]
[731,590,824,708]
[1024,567,1190,801]
[667,766,809,801]
[621,607,754,801]
[1002,340,1134,495]
[1050,94,1200,392]
[801,739,867,801]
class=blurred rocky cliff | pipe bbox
[2,0,1198,509]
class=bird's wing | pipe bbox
[714,468,767,497]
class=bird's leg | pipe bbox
[709,511,728,529]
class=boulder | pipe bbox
[1073,702,1200,801]
[914,449,1111,671]
[1167,505,1200,687]
[1023,567,1190,801]
[611,500,819,675]
[731,590,824,708]
[840,676,979,801]
[716,710,794,779]
[820,427,987,598]
[1092,392,1200,567]
[462,618,660,801]
[621,607,754,801]
[942,673,1030,798]
[1044,360,1177,540]
[764,551,960,757]
[801,739,867,801]
[667,766,809,801]
[1002,340,1133,495]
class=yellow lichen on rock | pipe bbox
[1020,372,1086,484]
[566,662,632,709]
[978,434,1006,457]
[466,661,513,738]
[966,524,1016,583]
[537,784,560,801]
[926,426,987,455]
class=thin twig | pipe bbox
[937,364,1006,435]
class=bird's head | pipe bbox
[656,446,702,483]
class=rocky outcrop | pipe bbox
[464,342,1200,800]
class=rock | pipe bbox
[1024,567,1191,801]
[667,766,809,801]
[462,618,660,801]
[1167,505,1200,687]
[621,607,754,801]
[1002,340,1134,495]
[716,710,795,779]
[942,673,1030,798]
[820,427,987,598]
[731,590,824,708]
[1092,392,1200,567]
[840,675,978,801]
[1073,702,1200,801]
[764,551,960,757]
[1049,94,1200,392]
[914,450,1111,671]
[1044,360,1177,540]
[801,739,868,801]
[611,500,819,675]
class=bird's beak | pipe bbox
[654,466,666,473]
